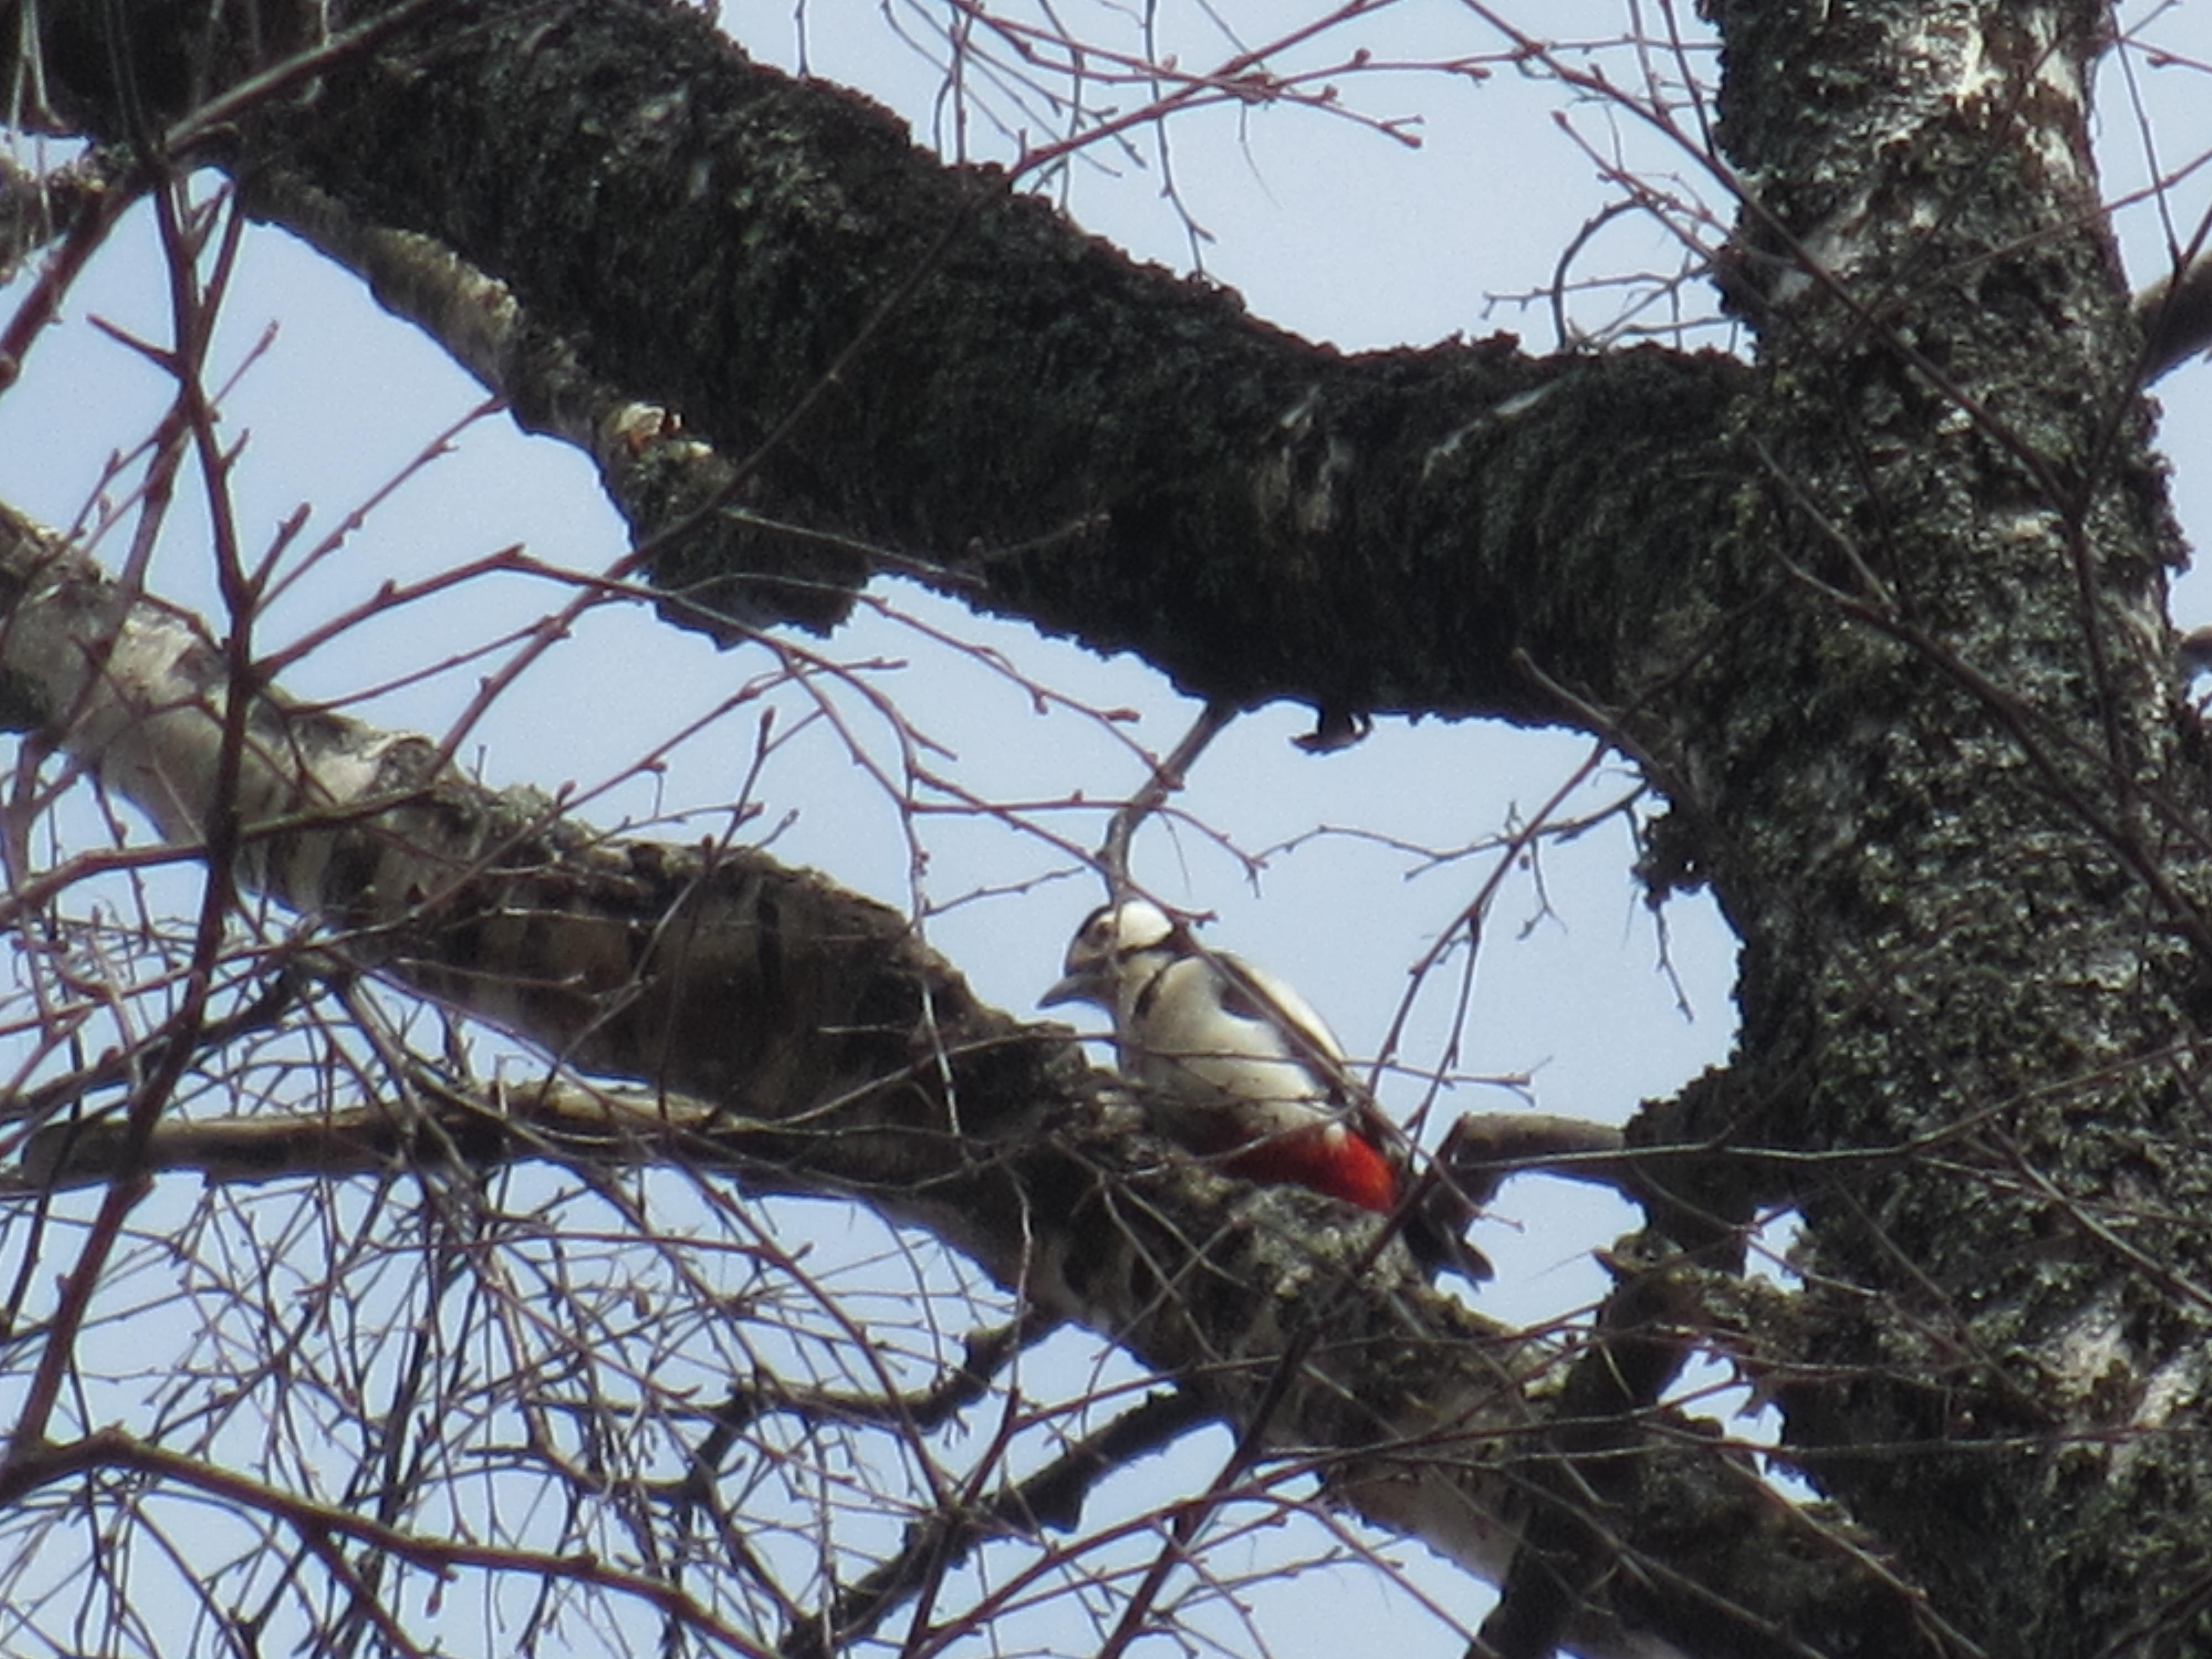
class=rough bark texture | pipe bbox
[1677,8,2212,1651]
[6,2,2212,1657]
[32,0,1746,723]
[0,511,1895,1659]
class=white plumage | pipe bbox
[1039,898,1406,1218]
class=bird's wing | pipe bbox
[1213,953,1371,1098]
[1212,955,1343,1055]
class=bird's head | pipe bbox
[1039,898,1179,1010]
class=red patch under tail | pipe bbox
[1220,1124,1399,1214]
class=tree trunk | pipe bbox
[6,2,2209,1656]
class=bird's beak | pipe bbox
[1039,969,1100,1009]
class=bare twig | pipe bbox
[779,1387,1210,1659]
[1096,698,1238,892]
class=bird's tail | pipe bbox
[1398,1144,1493,1284]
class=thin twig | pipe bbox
[1097,700,1237,891]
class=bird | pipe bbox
[1040,898,1486,1277]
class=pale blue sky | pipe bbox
[1,4,2208,1654]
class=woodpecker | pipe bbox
[1041,899,1485,1277]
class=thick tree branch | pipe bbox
[12,4,2212,1655]
[2137,255,2212,382]
[18,0,1749,728]
[0,507,1947,1659]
